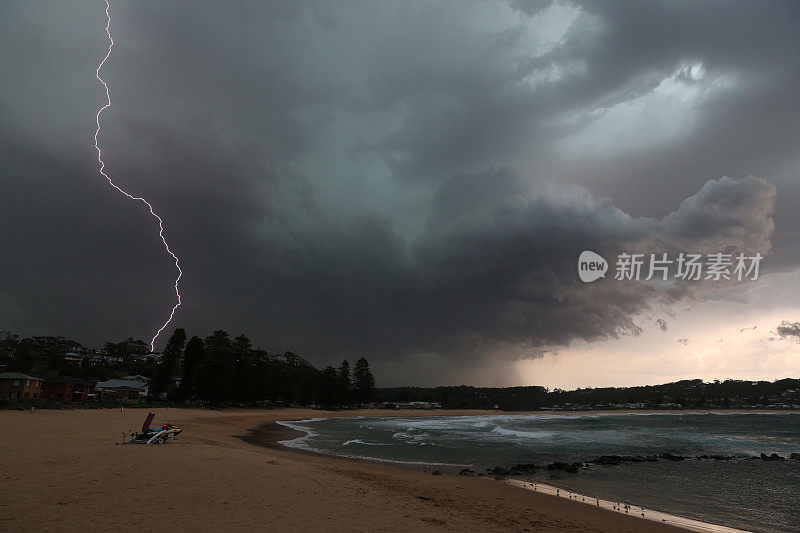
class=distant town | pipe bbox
[1,330,798,411]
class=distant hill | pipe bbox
[379,378,800,411]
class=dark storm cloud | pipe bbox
[775,321,800,342]
[401,169,773,356]
[534,1,800,270]
[368,1,800,181]
[0,0,795,378]
[362,0,800,267]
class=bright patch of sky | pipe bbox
[516,269,800,389]
[557,62,738,157]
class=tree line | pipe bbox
[0,329,376,408]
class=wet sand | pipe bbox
[504,480,746,533]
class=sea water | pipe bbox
[277,413,800,532]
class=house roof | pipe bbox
[121,375,150,382]
[95,379,148,390]
[0,372,40,381]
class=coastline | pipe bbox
[504,480,746,533]
[252,417,750,533]
[0,407,685,532]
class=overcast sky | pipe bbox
[1,0,799,387]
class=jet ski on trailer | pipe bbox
[118,411,182,445]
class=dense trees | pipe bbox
[319,367,339,407]
[0,334,156,380]
[178,336,203,400]
[152,328,186,398]
[377,379,800,410]
[197,330,234,403]
[104,337,149,361]
[233,334,255,403]
[353,357,375,403]
[0,329,377,407]
[152,330,378,407]
[309,359,378,408]
[337,360,351,406]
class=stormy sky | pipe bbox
[1,0,799,387]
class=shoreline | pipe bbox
[504,480,746,533]
[251,415,760,533]
[0,407,702,531]
[237,416,308,449]
[244,419,472,468]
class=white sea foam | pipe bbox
[276,419,467,466]
[275,419,319,450]
[490,426,556,439]
[342,439,389,446]
[391,430,433,443]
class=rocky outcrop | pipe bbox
[659,453,687,461]
[591,455,623,465]
[489,466,511,476]
[760,453,785,461]
[547,461,582,473]
[510,463,538,473]
[483,449,795,480]
[591,455,619,465]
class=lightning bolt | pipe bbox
[94,0,182,351]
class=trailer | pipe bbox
[117,411,182,445]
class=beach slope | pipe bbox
[0,408,683,532]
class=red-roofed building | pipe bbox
[0,372,43,400]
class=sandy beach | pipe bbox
[0,408,687,532]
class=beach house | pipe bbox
[0,372,43,400]
[42,376,96,403]
[94,378,149,403]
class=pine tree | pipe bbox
[178,336,204,400]
[152,328,186,399]
[352,357,376,404]
[232,334,254,403]
[319,366,339,407]
[337,360,351,406]
[198,330,234,403]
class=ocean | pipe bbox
[277,412,800,532]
